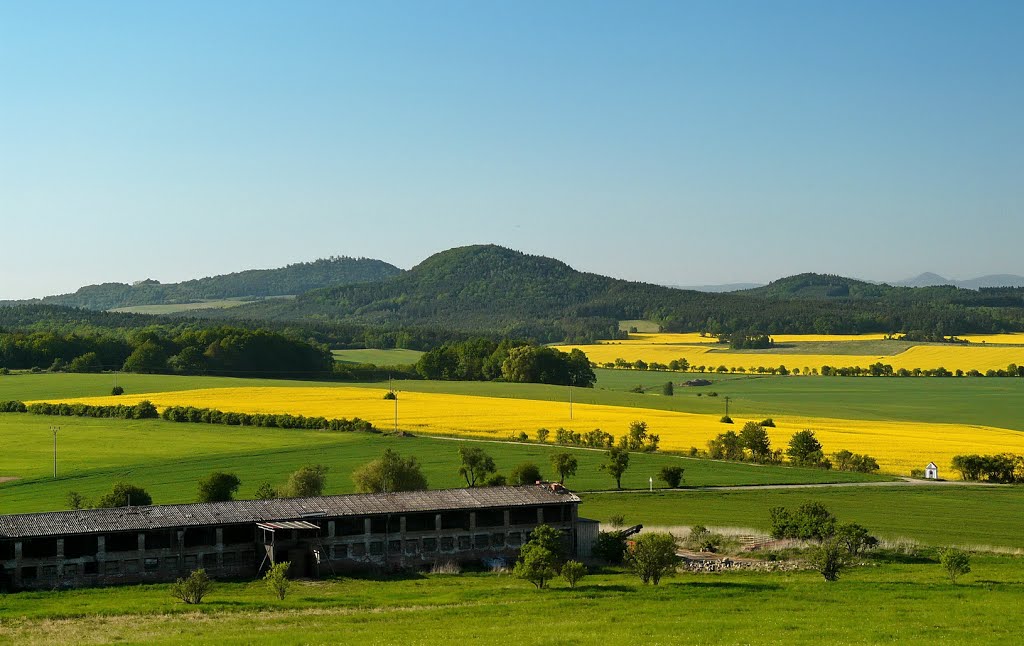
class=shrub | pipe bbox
[264,561,292,600]
[254,482,278,500]
[661,381,674,396]
[626,532,680,585]
[513,525,563,589]
[659,465,685,488]
[283,465,328,497]
[352,449,428,493]
[65,491,89,510]
[383,391,397,400]
[940,548,971,584]
[171,569,212,604]
[111,386,125,396]
[685,525,723,553]
[96,482,152,508]
[0,400,27,413]
[835,522,878,555]
[769,502,837,540]
[720,415,733,424]
[760,418,776,427]
[197,472,242,503]
[809,537,846,582]
[510,462,543,486]
[561,560,586,588]
[592,531,628,564]
[535,428,550,443]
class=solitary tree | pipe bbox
[510,462,543,486]
[254,482,278,500]
[601,447,630,489]
[284,465,328,498]
[65,491,89,510]
[458,446,496,487]
[197,472,241,503]
[940,548,971,584]
[626,532,680,585]
[661,381,674,396]
[352,449,428,493]
[550,453,578,484]
[513,524,563,589]
[536,428,550,443]
[96,482,152,508]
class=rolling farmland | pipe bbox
[40,385,1024,476]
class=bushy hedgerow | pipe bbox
[160,405,374,432]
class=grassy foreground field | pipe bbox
[1,556,1022,644]
[331,348,424,365]
[0,414,880,515]
[580,486,1024,548]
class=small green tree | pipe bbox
[513,543,558,589]
[659,465,684,488]
[601,447,630,489]
[111,385,125,396]
[284,465,328,497]
[96,482,152,508]
[352,449,428,493]
[809,537,846,582]
[739,422,772,462]
[940,548,971,584]
[661,381,674,396]
[550,452,578,484]
[65,491,89,510]
[264,561,292,600]
[197,472,241,503]
[835,522,878,555]
[592,531,628,564]
[536,428,550,443]
[458,446,496,487]
[787,430,826,467]
[254,482,278,500]
[170,568,212,604]
[561,560,586,588]
[626,532,679,585]
[510,462,543,486]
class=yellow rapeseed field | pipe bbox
[47,387,1024,477]
[603,332,891,345]
[558,339,1024,372]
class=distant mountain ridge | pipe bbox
[36,257,403,311]
[894,273,1024,289]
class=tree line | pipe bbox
[415,338,596,386]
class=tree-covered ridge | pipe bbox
[37,256,403,310]
[211,245,1024,341]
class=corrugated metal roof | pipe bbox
[0,486,580,539]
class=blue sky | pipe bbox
[1,1,1021,299]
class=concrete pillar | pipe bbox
[215,528,224,568]
[137,533,145,552]
[469,512,477,531]
[435,514,442,531]
[14,541,22,560]
[56,538,65,561]
[503,510,511,528]
[328,521,335,538]
[536,508,545,524]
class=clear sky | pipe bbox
[1,0,1021,299]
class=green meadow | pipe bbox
[1,556,1022,644]
[0,413,881,516]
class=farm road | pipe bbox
[585,478,1003,494]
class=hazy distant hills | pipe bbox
[37,257,402,311]
[893,273,1024,289]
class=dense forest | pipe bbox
[415,338,596,386]
[34,257,402,310]
[0,324,333,377]
[203,245,1024,341]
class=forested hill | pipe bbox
[201,245,1024,342]
[38,257,402,311]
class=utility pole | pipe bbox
[724,396,732,418]
[569,385,573,420]
[51,425,60,478]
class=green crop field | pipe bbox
[580,486,1024,548]
[2,555,1022,644]
[331,348,425,365]
[108,299,255,314]
[0,414,882,515]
